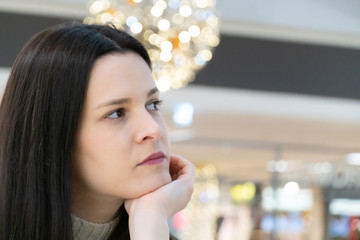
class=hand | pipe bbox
[125,154,195,217]
[125,155,195,240]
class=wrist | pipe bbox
[127,197,169,218]
[128,205,169,240]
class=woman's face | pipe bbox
[72,52,171,204]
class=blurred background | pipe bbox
[1,0,360,239]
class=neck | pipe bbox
[71,186,124,223]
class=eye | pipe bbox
[147,100,163,111]
[106,108,125,119]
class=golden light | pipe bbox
[85,0,220,91]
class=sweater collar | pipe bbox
[72,214,119,240]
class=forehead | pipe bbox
[85,52,155,105]
[91,51,150,77]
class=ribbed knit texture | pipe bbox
[72,215,119,240]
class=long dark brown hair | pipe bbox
[0,23,151,240]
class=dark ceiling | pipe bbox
[1,11,359,100]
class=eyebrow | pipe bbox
[147,87,159,97]
[96,87,159,109]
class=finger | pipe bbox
[169,155,195,181]
[171,155,195,175]
[170,155,193,172]
[169,155,182,178]
[169,155,189,179]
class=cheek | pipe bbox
[80,124,129,158]
[72,129,130,190]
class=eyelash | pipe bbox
[105,99,163,119]
[106,108,125,119]
[147,99,163,111]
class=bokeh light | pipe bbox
[85,0,220,91]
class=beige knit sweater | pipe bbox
[72,215,119,240]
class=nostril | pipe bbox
[143,135,153,141]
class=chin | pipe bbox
[134,171,172,198]
[149,171,172,191]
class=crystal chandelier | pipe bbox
[84,0,220,91]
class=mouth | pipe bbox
[137,151,166,166]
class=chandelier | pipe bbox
[84,0,220,91]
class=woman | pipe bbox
[0,23,195,240]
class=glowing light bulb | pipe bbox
[155,0,167,9]
[149,34,161,45]
[208,36,220,47]
[179,5,192,17]
[207,15,219,27]
[195,55,205,66]
[151,6,163,17]
[126,16,138,27]
[160,51,172,62]
[89,1,105,14]
[86,0,220,91]
[188,25,200,37]
[161,41,173,52]
[178,31,190,43]
[157,77,171,92]
[130,22,143,33]
[158,19,170,31]
[195,0,209,8]
[200,50,212,61]
[100,12,113,23]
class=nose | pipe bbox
[134,110,163,143]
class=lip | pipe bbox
[137,151,166,166]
